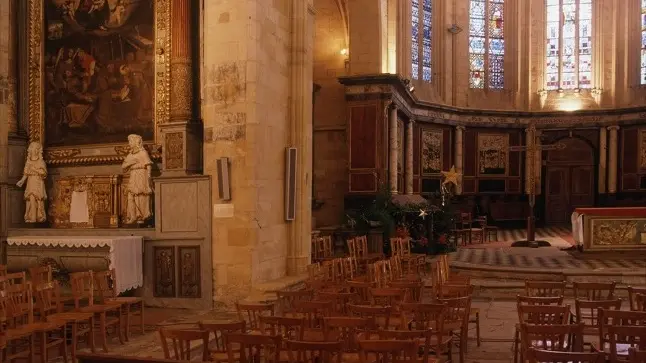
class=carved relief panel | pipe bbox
[153,245,201,299]
[478,133,509,175]
[420,129,443,175]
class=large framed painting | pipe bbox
[26,0,170,165]
[421,129,442,175]
[478,133,508,175]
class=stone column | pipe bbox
[389,104,398,194]
[607,126,619,194]
[598,127,607,193]
[405,119,414,195]
[160,0,200,176]
[287,0,314,275]
[455,126,464,195]
[525,127,532,194]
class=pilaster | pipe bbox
[160,0,200,176]
[405,120,414,195]
[388,104,398,194]
[534,129,542,195]
[598,127,607,193]
[525,127,532,194]
[607,125,619,194]
[454,126,464,195]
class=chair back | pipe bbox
[574,299,622,327]
[607,326,646,363]
[158,328,209,361]
[573,281,616,301]
[346,304,393,330]
[517,295,564,306]
[517,304,571,325]
[369,288,406,309]
[439,284,473,298]
[197,320,246,354]
[628,287,646,311]
[520,323,585,354]
[526,348,604,363]
[322,317,371,352]
[357,340,419,363]
[225,333,282,363]
[401,302,446,331]
[389,280,423,302]
[276,289,313,314]
[293,300,334,328]
[437,295,472,329]
[34,281,63,317]
[258,316,305,340]
[29,265,53,288]
[235,302,274,329]
[524,281,566,297]
[285,340,342,363]
[378,329,433,363]
[94,269,118,303]
[70,271,95,309]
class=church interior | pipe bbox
[0,0,646,362]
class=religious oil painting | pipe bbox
[421,129,442,175]
[44,0,155,147]
[478,133,508,175]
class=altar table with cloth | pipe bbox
[571,207,646,250]
[6,236,143,294]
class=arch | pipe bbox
[545,136,596,166]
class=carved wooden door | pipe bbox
[570,166,594,210]
[546,167,570,224]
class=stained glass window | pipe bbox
[545,0,593,91]
[469,0,505,89]
[411,0,432,82]
[641,0,646,84]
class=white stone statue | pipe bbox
[121,134,153,224]
[16,142,48,223]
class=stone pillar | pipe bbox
[455,126,464,195]
[160,0,200,176]
[598,127,607,194]
[405,120,414,195]
[287,0,314,275]
[389,104,398,194]
[607,126,619,194]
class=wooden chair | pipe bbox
[197,320,246,363]
[347,304,393,330]
[34,281,96,361]
[292,300,334,329]
[479,215,499,241]
[401,302,453,362]
[574,299,622,346]
[525,281,566,297]
[517,295,564,306]
[637,294,646,312]
[515,305,572,363]
[357,339,420,363]
[235,302,275,331]
[470,216,485,244]
[225,333,282,363]
[389,280,424,302]
[378,329,434,363]
[285,340,342,363]
[322,317,372,355]
[275,289,313,315]
[158,328,209,361]
[345,280,374,304]
[520,323,585,359]
[525,348,605,363]
[606,325,646,362]
[438,295,472,363]
[317,290,359,315]
[258,316,305,340]
[573,282,616,301]
[369,288,406,309]
[94,269,145,341]
[629,348,646,363]
[628,287,646,311]
[2,281,69,363]
[70,271,124,352]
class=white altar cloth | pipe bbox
[6,236,143,294]
[571,212,584,247]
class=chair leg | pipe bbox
[88,316,96,353]
[71,323,78,362]
[99,313,108,352]
[513,329,519,363]
[39,331,46,363]
[476,312,481,347]
[124,304,131,342]
[140,303,145,335]
[61,326,68,363]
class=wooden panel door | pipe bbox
[570,166,594,209]
[546,167,570,224]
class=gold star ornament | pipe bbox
[441,165,461,186]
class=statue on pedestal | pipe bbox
[121,134,153,224]
[16,142,48,223]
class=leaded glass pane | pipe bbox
[547,5,560,22]
[546,57,559,73]
[546,73,559,90]
[422,0,432,82]
[561,73,577,89]
[411,0,419,80]
[469,0,504,89]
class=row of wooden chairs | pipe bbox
[512,280,646,363]
[312,235,334,263]
[0,267,144,363]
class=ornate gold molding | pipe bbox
[26,0,171,165]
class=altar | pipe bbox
[571,207,646,251]
[6,236,144,294]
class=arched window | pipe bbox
[468,0,505,89]
[545,0,592,91]
[411,0,432,82]
[641,0,646,84]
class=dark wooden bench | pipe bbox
[77,353,197,363]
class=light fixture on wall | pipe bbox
[340,48,348,56]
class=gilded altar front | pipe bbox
[48,175,132,228]
[577,208,646,250]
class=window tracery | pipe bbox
[469,0,505,89]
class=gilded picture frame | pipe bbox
[26,0,169,166]
[478,133,509,176]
